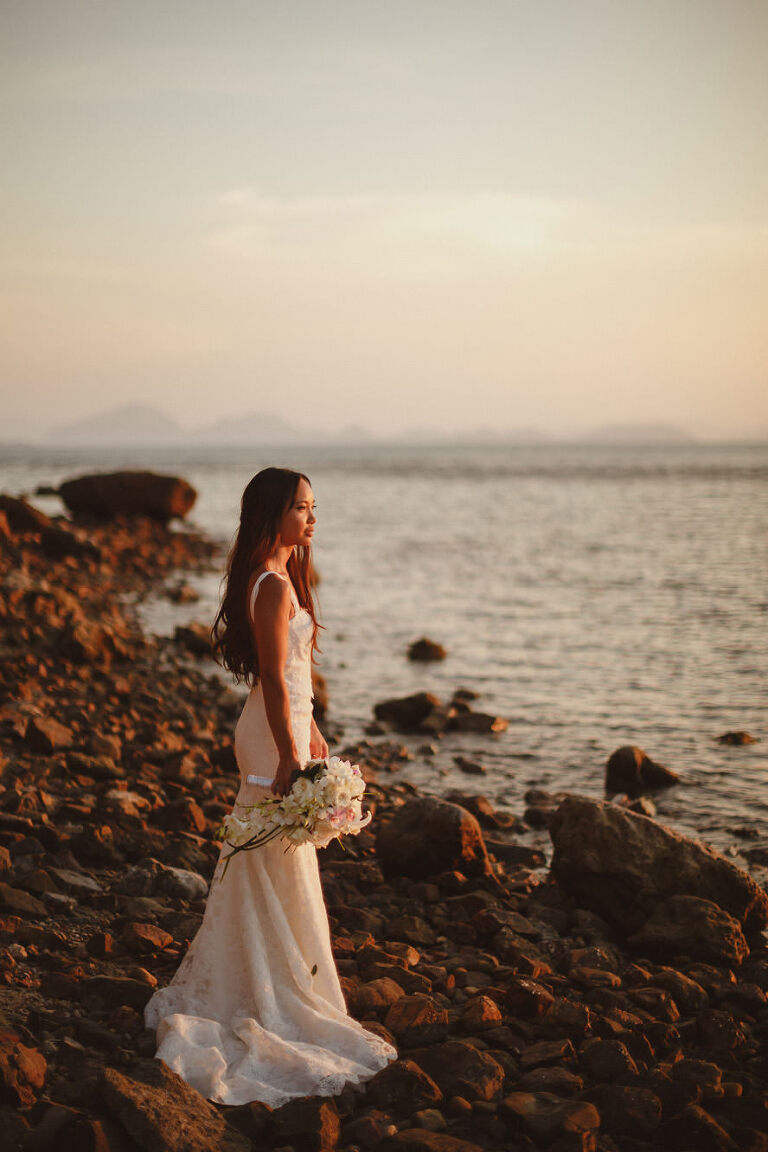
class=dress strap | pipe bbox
[249,571,299,621]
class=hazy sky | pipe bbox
[1,0,767,439]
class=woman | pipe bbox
[144,467,396,1106]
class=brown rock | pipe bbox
[449,712,508,734]
[411,1040,505,1102]
[376,797,492,882]
[594,1085,662,1139]
[504,977,555,1018]
[628,895,749,967]
[99,1059,249,1151]
[270,1097,340,1152]
[365,1058,444,1118]
[374,693,444,733]
[122,922,174,954]
[605,745,680,797]
[378,1132,484,1152]
[658,1104,738,1151]
[460,995,502,1033]
[59,471,197,524]
[0,1028,46,1108]
[520,1039,577,1071]
[500,1091,601,1143]
[81,976,155,1013]
[407,638,447,662]
[579,1037,638,1081]
[385,996,450,1047]
[0,883,47,918]
[549,796,768,936]
[355,977,407,1014]
[24,715,74,753]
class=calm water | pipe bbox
[2,441,767,858]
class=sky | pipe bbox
[1,0,767,441]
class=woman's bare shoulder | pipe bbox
[248,570,291,619]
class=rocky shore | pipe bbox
[1,478,768,1152]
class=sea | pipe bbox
[2,440,767,862]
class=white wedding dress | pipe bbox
[144,571,396,1106]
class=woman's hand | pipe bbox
[309,719,329,761]
[272,751,302,797]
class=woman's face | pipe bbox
[278,477,316,549]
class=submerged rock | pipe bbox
[549,796,768,936]
[605,745,680,797]
[407,638,447,662]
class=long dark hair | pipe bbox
[211,467,319,684]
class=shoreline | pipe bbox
[1,488,768,1152]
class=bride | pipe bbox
[144,467,396,1106]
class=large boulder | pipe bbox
[376,796,492,881]
[549,797,768,937]
[59,471,196,524]
[99,1059,249,1151]
[627,895,749,967]
[605,745,680,797]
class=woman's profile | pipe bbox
[144,466,396,1105]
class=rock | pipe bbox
[628,895,749,967]
[410,1041,505,1102]
[365,1058,444,1117]
[374,693,444,734]
[377,1132,484,1152]
[0,1028,47,1107]
[384,996,450,1046]
[658,1103,738,1151]
[449,712,508,734]
[500,1092,601,1144]
[81,976,155,1013]
[717,731,758,745]
[156,864,209,901]
[270,1097,340,1152]
[460,995,502,1033]
[407,638,447,662]
[354,978,406,1014]
[376,797,492,882]
[24,715,74,754]
[592,1085,662,1139]
[59,471,197,524]
[605,745,680,797]
[549,796,768,936]
[99,1058,249,1151]
[0,495,51,533]
[579,1037,638,1081]
[0,883,47,918]
[122,922,175,954]
[453,756,485,776]
[173,624,212,657]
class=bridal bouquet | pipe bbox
[215,756,371,877]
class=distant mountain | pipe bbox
[49,403,182,444]
[578,422,697,445]
[191,411,305,443]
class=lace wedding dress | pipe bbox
[144,571,396,1105]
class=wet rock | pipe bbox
[173,623,212,657]
[579,1037,639,1081]
[628,895,749,967]
[0,1028,47,1107]
[549,796,768,936]
[407,638,447,662]
[605,745,680,798]
[453,756,485,776]
[59,471,197,524]
[500,1091,601,1144]
[0,883,47,918]
[376,797,492,882]
[717,731,758,745]
[374,693,444,734]
[450,712,508,734]
[460,995,502,1032]
[365,1058,444,1117]
[98,1058,249,1151]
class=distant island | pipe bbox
[2,402,757,446]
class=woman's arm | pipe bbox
[309,717,328,760]
[249,575,302,796]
